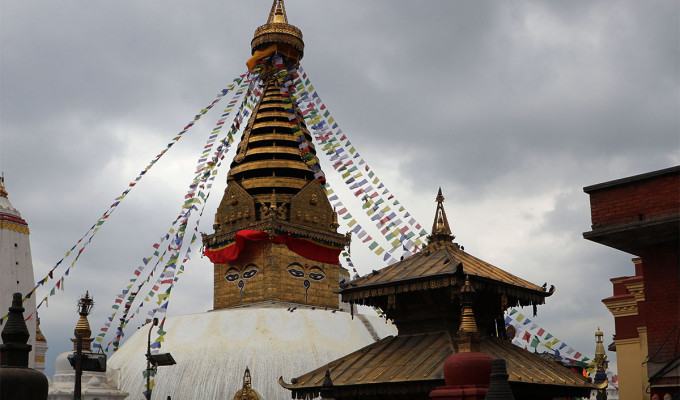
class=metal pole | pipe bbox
[74,332,82,400]
[145,318,158,400]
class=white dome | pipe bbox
[107,303,396,399]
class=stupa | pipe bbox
[105,1,396,398]
[0,174,48,371]
[49,292,128,400]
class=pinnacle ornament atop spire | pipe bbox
[233,367,261,400]
[455,276,480,353]
[71,291,95,352]
[249,0,304,68]
[428,188,455,244]
[0,173,8,198]
[267,0,288,24]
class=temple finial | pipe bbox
[243,366,252,388]
[267,0,288,24]
[455,276,480,353]
[249,0,304,68]
[0,173,8,198]
[428,188,454,243]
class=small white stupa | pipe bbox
[49,292,128,400]
[0,173,48,371]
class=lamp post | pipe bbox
[73,292,94,400]
[145,318,175,400]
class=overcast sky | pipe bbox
[1,0,678,380]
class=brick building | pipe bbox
[583,165,680,400]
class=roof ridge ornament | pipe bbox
[427,188,455,245]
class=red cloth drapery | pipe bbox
[204,230,342,264]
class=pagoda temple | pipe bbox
[281,190,604,399]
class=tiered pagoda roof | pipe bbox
[281,190,601,399]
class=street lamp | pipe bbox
[145,318,175,400]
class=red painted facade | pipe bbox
[584,166,680,398]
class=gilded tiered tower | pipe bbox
[203,0,350,310]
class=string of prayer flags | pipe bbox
[324,184,398,265]
[95,74,262,352]
[271,55,326,186]
[504,308,593,370]
[293,67,426,253]
[297,66,424,233]
[0,72,251,327]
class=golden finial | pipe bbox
[456,276,480,352]
[233,367,260,400]
[594,326,606,360]
[71,291,95,352]
[0,173,8,198]
[250,0,304,65]
[427,188,455,244]
[267,0,288,24]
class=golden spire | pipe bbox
[0,173,7,198]
[455,276,480,353]
[250,0,304,62]
[70,291,94,352]
[267,0,288,24]
[594,327,606,365]
[428,188,455,244]
[233,367,260,400]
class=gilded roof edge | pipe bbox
[280,332,601,396]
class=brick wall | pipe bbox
[640,242,680,369]
[587,171,679,228]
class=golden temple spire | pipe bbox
[249,0,304,66]
[456,276,480,353]
[428,188,455,244]
[71,291,94,352]
[267,0,288,24]
[233,367,260,400]
[594,327,607,366]
[0,173,8,198]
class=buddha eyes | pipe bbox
[287,264,326,281]
[242,269,258,279]
[225,264,259,281]
[226,264,325,281]
[308,272,325,281]
[288,268,305,278]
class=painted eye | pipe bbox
[288,268,305,278]
[308,272,325,281]
[225,273,240,282]
[243,269,259,279]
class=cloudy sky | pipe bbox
[1,0,678,379]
